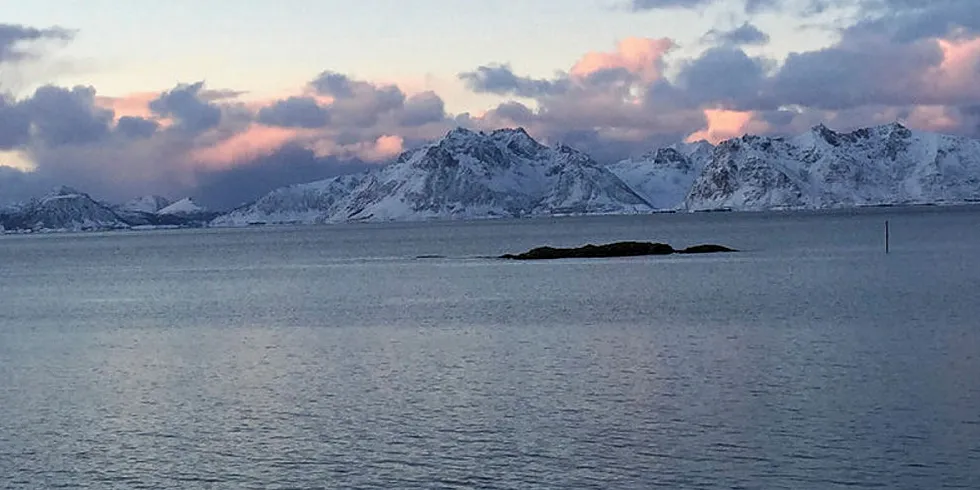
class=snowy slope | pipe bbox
[214,128,652,226]
[211,123,980,225]
[212,173,367,226]
[118,195,171,214]
[157,197,206,215]
[685,123,980,210]
[608,140,714,209]
[0,186,129,231]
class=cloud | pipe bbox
[0,95,30,149]
[257,96,330,128]
[95,92,158,120]
[0,24,73,63]
[458,64,569,97]
[0,165,48,206]
[399,91,446,126]
[190,123,315,169]
[570,37,675,83]
[115,116,160,139]
[6,12,980,208]
[310,71,355,98]
[851,0,980,42]
[629,0,781,14]
[630,0,713,10]
[192,145,373,210]
[149,81,222,133]
[702,22,771,46]
[22,85,114,147]
[686,109,770,143]
[769,34,980,110]
[308,71,409,127]
[675,47,772,109]
[199,88,247,102]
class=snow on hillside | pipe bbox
[157,197,206,215]
[0,186,129,231]
[214,128,652,226]
[685,123,980,210]
[118,195,171,214]
[607,141,714,209]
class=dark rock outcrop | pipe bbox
[677,244,737,254]
[500,241,736,260]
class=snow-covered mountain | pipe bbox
[5,123,978,233]
[684,123,980,210]
[214,128,652,226]
[607,140,714,210]
[157,197,207,216]
[118,195,172,214]
[211,174,365,226]
[0,186,129,231]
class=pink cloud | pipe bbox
[94,92,157,120]
[931,36,980,102]
[372,134,405,158]
[905,105,964,134]
[190,124,315,169]
[686,109,769,144]
[311,134,405,162]
[571,37,675,82]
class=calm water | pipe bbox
[1,208,979,489]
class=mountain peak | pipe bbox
[811,122,835,134]
[157,197,206,215]
[444,127,479,140]
[46,185,86,198]
[810,122,843,146]
[490,127,530,138]
[119,195,172,214]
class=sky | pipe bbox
[1,0,979,208]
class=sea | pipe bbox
[1,206,978,489]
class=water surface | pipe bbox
[1,207,979,488]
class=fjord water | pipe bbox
[1,208,978,489]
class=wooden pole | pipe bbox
[885,220,890,254]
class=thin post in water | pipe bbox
[885,220,890,254]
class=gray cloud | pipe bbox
[0,166,50,206]
[702,22,771,45]
[0,95,30,149]
[115,116,160,139]
[583,67,638,86]
[309,71,411,127]
[630,0,783,13]
[676,47,772,109]
[399,91,446,127]
[458,64,569,98]
[0,24,73,63]
[310,71,355,98]
[6,4,980,209]
[257,96,330,128]
[331,85,405,128]
[631,0,713,10]
[199,88,247,101]
[486,101,535,125]
[745,0,780,13]
[192,145,372,210]
[149,81,222,133]
[22,85,113,146]
[851,0,980,42]
[770,36,943,109]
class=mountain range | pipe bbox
[213,127,650,226]
[2,123,979,232]
[0,188,216,232]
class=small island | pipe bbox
[500,241,736,260]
